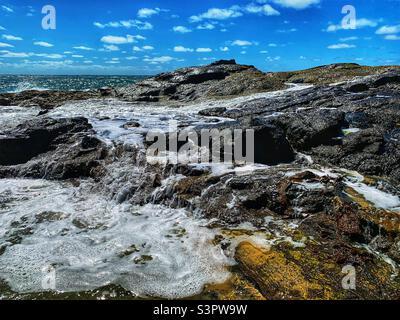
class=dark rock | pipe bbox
[279,109,345,150]
[372,73,400,87]
[252,123,295,165]
[122,121,141,129]
[0,117,91,166]
[345,82,369,93]
[210,59,237,66]
[199,107,227,117]
[0,117,107,180]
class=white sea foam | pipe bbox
[0,179,233,298]
[345,179,400,210]
[0,106,41,131]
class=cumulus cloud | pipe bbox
[189,2,283,23]
[173,26,192,33]
[266,56,281,62]
[133,45,155,52]
[197,23,216,30]
[137,8,160,18]
[94,20,153,30]
[327,43,356,49]
[102,44,120,51]
[196,47,212,52]
[0,51,30,58]
[271,0,320,10]
[34,41,54,47]
[173,46,194,52]
[144,56,176,64]
[245,3,280,16]
[326,18,377,32]
[220,46,230,52]
[384,35,400,40]
[190,8,243,22]
[339,36,358,42]
[73,46,94,51]
[2,34,23,41]
[376,25,400,35]
[35,53,64,59]
[0,42,13,48]
[101,35,144,44]
[232,40,254,46]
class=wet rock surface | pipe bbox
[1,61,400,300]
[0,117,107,179]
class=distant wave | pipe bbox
[9,81,50,93]
[0,75,146,94]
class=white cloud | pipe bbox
[266,56,281,61]
[126,56,138,60]
[197,23,216,30]
[35,53,64,59]
[260,50,268,53]
[1,5,13,13]
[190,8,243,22]
[271,0,320,9]
[0,26,5,30]
[103,44,120,51]
[72,54,84,58]
[101,35,144,44]
[142,45,154,50]
[137,8,160,18]
[277,28,297,33]
[34,41,54,48]
[73,46,94,51]
[0,51,30,58]
[245,4,280,16]
[133,45,155,52]
[232,40,253,46]
[376,25,400,35]
[220,46,230,52]
[268,43,278,47]
[0,42,13,48]
[196,47,212,53]
[328,43,356,49]
[384,34,400,41]
[93,20,153,30]
[2,34,23,41]
[144,56,176,64]
[173,26,192,33]
[339,36,358,42]
[173,46,194,52]
[326,18,377,32]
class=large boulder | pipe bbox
[0,117,91,166]
[0,117,107,180]
[278,109,345,151]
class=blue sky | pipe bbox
[0,0,399,75]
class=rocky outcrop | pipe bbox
[0,89,106,110]
[116,59,287,103]
[0,117,107,179]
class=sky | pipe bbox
[0,0,399,75]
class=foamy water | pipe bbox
[0,179,232,297]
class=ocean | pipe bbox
[0,75,148,93]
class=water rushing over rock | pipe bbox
[1,61,400,300]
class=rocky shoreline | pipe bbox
[0,60,400,300]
